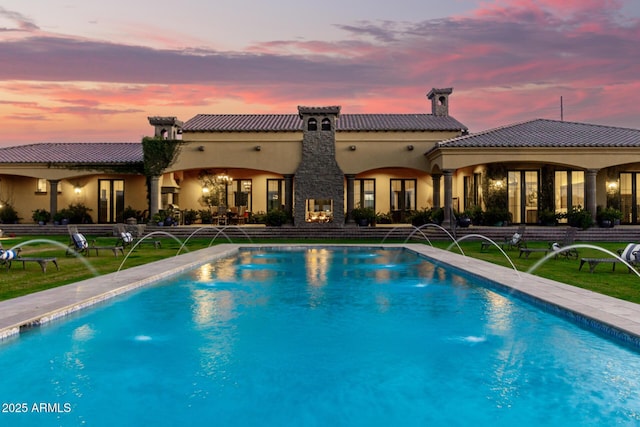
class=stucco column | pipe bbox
[586,169,599,220]
[149,176,161,220]
[442,170,454,228]
[432,174,442,208]
[345,174,355,224]
[48,180,59,216]
[284,174,294,221]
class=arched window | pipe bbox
[307,118,317,131]
[438,96,447,107]
[321,118,331,131]
[161,129,168,139]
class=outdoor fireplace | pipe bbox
[294,106,345,226]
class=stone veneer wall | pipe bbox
[294,111,345,227]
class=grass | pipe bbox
[0,235,639,304]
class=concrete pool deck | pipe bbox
[1,243,640,347]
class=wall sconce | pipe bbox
[407,145,414,151]
[197,146,205,152]
[202,187,209,194]
[255,145,261,151]
[74,186,82,194]
[349,145,356,151]
[607,181,618,191]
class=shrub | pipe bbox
[408,208,431,226]
[482,207,511,226]
[198,209,214,224]
[566,206,594,229]
[32,208,51,224]
[64,203,93,224]
[265,209,289,226]
[463,205,483,225]
[351,206,376,225]
[0,203,20,223]
[183,209,198,224]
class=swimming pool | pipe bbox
[1,246,640,426]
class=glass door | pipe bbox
[98,179,124,223]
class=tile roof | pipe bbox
[433,119,640,149]
[183,113,468,132]
[0,143,143,164]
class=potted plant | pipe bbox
[198,209,214,224]
[538,209,559,226]
[183,209,198,225]
[32,208,51,225]
[375,211,393,224]
[596,206,623,228]
[351,206,376,226]
[566,205,594,229]
[265,209,289,226]
[483,207,511,226]
[151,212,163,226]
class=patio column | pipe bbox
[48,180,59,216]
[345,174,355,224]
[284,174,294,222]
[149,175,161,220]
[586,169,599,220]
[432,174,442,208]
[442,170,454,228]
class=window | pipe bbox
[321,118,331,131]
[354,179,375,209]
[307,118,317,131]
[36,178,47,193]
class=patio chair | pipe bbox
[113,223,161,249]
[550,227,579,260]
[67,229,124,257]
[503,225,527,250]
[0,245,59,273]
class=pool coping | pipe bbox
[1,243,640,347]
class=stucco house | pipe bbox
[0,87,638,227]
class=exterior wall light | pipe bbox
[74,186,81,194]
[197,146,205,151]
[255,145,261,151]
[407,145,414,151]
[349,145,356,151]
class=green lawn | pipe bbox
[1,235,639,304]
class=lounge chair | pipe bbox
[519,227,578,259]
[67,230,124,257]
[480,225,526,252]
[503,225,527,250]
[550,227,579,259]
[0,246,59,273]
[578,243,640,273]
[113,223,161,249]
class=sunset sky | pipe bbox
[1,0,639,145]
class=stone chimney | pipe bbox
[294,106,345,227]
[427,88,453,117]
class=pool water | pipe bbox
[1,247,640,426]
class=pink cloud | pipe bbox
[0,0,638,144]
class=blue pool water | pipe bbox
[1,247,640,426]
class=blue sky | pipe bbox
[0,0,638,144]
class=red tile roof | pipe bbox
[433,119,640,149]
[0,143,143,164]
[183,113,468,132]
